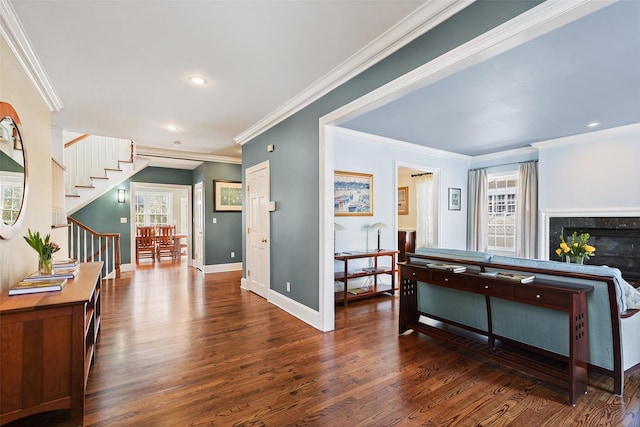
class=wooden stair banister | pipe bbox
[63,133,90,148]
[68,217,121,279]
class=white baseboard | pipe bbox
[203,262,243,274]
[268,290,324,330]
[240,277,248,290]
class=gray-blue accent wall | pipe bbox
[72,164,242,266]
[194,161,242,266]
[241,1,542,311]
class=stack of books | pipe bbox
[426,263,467,273]
[53,258,80,269]
[495,272,535,283]
[481,271,535,283]
[8,259,80,296]
[9,278,68,295]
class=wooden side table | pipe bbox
[334,250,398,306]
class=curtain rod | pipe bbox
[468,159,537,172]
[411,172,433,177]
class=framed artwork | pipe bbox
[334,171,373,216]
[448,187,461,211]
[214,180,242,211]
[398,186,408,215]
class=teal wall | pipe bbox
[72,164,242,266]
[193,162,242,265]
[242,1,543,311]
[0,149,24,172]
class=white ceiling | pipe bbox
[8,1,640,163]
[8,0,426,160]
[340,0,640,156]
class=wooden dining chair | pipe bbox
[156,225,179,261]
[135,226,156,264]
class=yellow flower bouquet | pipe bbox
[555,232,596,264]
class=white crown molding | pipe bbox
[539,207,640,259]
[333,126,470,162]
[531,123,640,150]
[0,0,63,111]
[234,0,474,146]
[136,146,241,165]
[471,146,538,163]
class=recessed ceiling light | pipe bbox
[188,76,207,86]
[587,121,601,128]
[165,124,178,131]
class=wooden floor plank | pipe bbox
[4,263,640,426]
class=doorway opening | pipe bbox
[130,182,192,268]
[397,165,440,260]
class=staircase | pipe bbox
[63,132,151,279]
[64,132,150,215]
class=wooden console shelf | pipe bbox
[0,262,103,426]
[400,262,593,405]
[335,250,398,306]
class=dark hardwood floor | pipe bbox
[6,262,640,426]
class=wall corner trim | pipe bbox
[0,0,63,112]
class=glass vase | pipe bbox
[565,256,584,265]
[38,255,53,275]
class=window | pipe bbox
[487,172,518,252]
[1,173,23,223]
[135,192,172,227]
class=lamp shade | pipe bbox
[117,188,125,203]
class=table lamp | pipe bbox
[370,222,388,252]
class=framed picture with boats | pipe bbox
[334,171,373,216]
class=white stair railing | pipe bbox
[63,133,134,195]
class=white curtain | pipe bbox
[516,161,538,258]
[415,174,434,249]
[467,168,488,252]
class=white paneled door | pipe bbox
[246,161,270,299]
[194,182,204,271]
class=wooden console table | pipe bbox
[0,262,103,426]
[335,250,398,306]
[400,262,593,405]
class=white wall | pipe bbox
[333,128,470,257]
[535,124,640,212]
[0,38,56,292]
[533,124,640,259]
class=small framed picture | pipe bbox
[214,180,242,211]
[398,186,408,215]
[448,188,461,211]
[334,171,373,216]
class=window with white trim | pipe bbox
[487,172,518,252]
[1,172,23,224]
[135,192,172,227]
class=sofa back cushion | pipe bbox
[415,247,491,263]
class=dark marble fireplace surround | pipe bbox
[548,217,640,285]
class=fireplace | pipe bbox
[549,217,640,285]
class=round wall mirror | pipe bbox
[0,102,28,239]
